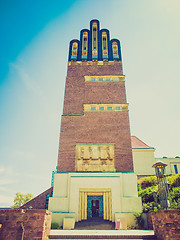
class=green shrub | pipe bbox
[169,186,180,209]
[167,174,180,188]
[139,185,158,204]
[138,175,180,213]
[142,202,161,213]
[51,222,59,229]
[137,181,142,193]
[138,176,157,190]
[134,212,144,229]
[170,187,180,201]
[171,199,180,210]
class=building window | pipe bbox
[91,106,96,111]
[115,106,121,110]
[174,165,178,174]
[113,77,119,81]
[45,194,50,209]
[102,32,108,59]
[82,32,88,59]
[106,78,111,81]
[112,42,119,59]
[91,78,96,81]
[71,42,78,59]
[92,22,98,58]
[107,106,113,110]
[98,78,103,81]
[99,106,104,111]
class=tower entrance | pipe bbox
[79,188,112,221]
[87,196,103,218]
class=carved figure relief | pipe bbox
[75,144,115,172]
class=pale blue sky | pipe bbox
[0,0,180,207]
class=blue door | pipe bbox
[87,196,103,218]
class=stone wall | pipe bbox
[151,210,180,240]
[0,209,51,240]
[146,212,153,230]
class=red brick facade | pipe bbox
[0,209,51,240]
[20,187,53,210]
[57,60,133,173]
[63,61,124,115]
[151,210,180,240]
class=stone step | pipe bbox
[49,236,156,239]
[75,219,114,230]
[49,230,156,239]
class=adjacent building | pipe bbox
[132,136,180,177]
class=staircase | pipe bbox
[75,218,114,230]
[49,219,156,239]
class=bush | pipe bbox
[170,187,180,201]
[167,174,180,188]
[169,186,180,209]
[139,185,158,204]
[137,181,142,192]
[142,202,161,213]
[51,222,59,229]
[138,176,157,190]
[134,212,144,229]
[138,175,180,213]
[171,199,180,210]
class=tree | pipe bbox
[11,192,34,208]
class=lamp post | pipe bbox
[152,161,171,209]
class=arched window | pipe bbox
[71,42,78,60]
[92,22,98,59]
[112,42,119,59]
[82,32,88,59]
[102,32,108,59]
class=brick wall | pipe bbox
[20,187,53,210]
[0,209,51,240]
[57,60,133,173]
[63,61,124,115]
[151,210,180,240]
[57,111,133,172]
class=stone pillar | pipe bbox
[151,210,180,240]
[0,209,52,240]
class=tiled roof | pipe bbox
[131,136,154,149]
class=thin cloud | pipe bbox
[0,167,5,174]
[0,179,18,185]
[0,194,13,205]
[10,61,44,98]
[0,186,15,194]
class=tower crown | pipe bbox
[68,19,122,62]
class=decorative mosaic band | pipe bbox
[84,104,129,112]
[68,60,122,66]
[85,75,125,82]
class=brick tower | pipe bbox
[49,20,142,227]
[57,19,133,173]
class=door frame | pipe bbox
[78,188,112,221]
